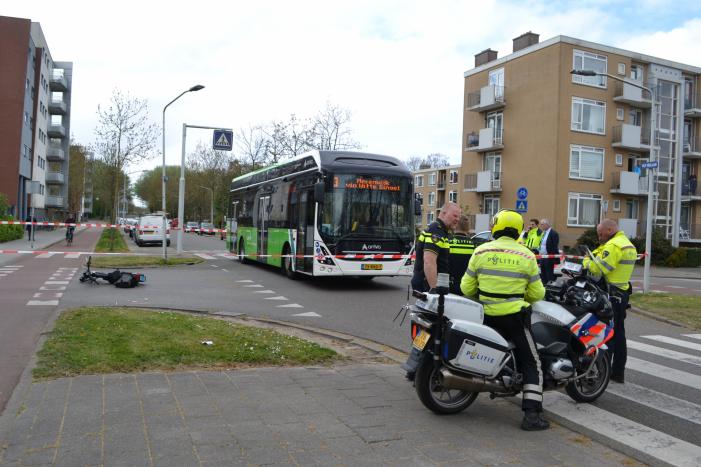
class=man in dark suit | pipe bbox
[538,218,559,284]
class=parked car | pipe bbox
[470,230,493,246]
[124,218,138,238]
[198,222,216,236]
[185,221,199,233]
[134,214,170,247]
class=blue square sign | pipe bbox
[516,200,528,213]
[213,129,233,151]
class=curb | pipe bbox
[629,306,687,328]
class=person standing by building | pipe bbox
[538,218,559,284]
[410,202,461,292]
[520,218,543,254]
[449,215,475,295]
[583,219,637,384]
[461,210,548,430]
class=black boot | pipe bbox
[521,411,550,431]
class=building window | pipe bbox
[484,196,500,217]
[615,153,623,166]
[572,49,607,88]
[612,199,621,212]
[415,175,424,187]
[428,173,437,186]
[568,193,602,227]
[450,170,458,184]
[449,191,457,203]
[618,63,626,76]
[630,64,643,81]
[616,108,624,121]
[571,97,606,134]
[428,192,436,206]
[427,212,435,224]
[569,145,604,181]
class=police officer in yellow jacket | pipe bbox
[411,203,461,292]
[449,215,475,295]
[583,219,637,384]
[461,210,549,431]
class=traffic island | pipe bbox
[88,255,204,268]
[32,307,337,379]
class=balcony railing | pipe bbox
[46,172,65,184]
[684,92,701,117]
[610,171,649,196]
[48,124,66,138]
[683,134,701,157]
[46,142,65,161]
[680,224,701,241]
[48,98,67,114]
[45,195,64,207]
[612,124,651,151]
[464,171,501,192]
[613,81,651,108]
[467,85,505,112]
[50,70,68,91]
[466,127,504,152]
[681,178,700,197]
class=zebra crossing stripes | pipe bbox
[605,382,701,425]
[684,334,701,341]
[642,335,701,352]
[628,339,701,366]
[626,357,701,390]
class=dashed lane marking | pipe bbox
[196,253,216,260]
[264,296,288,301]
[44,281,70,285]
[254,290,276,294]
[221,268,228,272]
[26,300,59,306]
[641,335,701,352]
[243,284,264,288]
[33,292,63,298]
[277,303,303,308]
[236,280,253,283]
[40,285,66,291]
[628,340,701,366]
[292,312,321,317]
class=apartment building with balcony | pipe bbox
[0,15,73,220]
[462,32,701,248]
[413,164,465,227]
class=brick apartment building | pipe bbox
[0,15,73,220]
[413,164,467,227]
[462,32,701,249]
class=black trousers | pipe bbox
[484,312,543,412]
[609,294,628,378]
[539,259,556,284]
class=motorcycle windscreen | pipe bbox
[569,312,614,355]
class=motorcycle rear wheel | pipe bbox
[565,351,611,403]
[415,359,478,414]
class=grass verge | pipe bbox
[90,255,204,268]
[94,228,129,253]
[34,307,337,379]
[630,292,701,330]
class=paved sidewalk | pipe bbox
[632,265,701,280]
[0,225,89,267]
[0,364,634,467]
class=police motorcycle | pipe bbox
[400,261,614,414]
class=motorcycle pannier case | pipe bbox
[444,320,510,378]
[569,313,613,355]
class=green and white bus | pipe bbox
[226,150,415,279]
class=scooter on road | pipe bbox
[79,256,146,288]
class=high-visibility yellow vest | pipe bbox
[583,231,637,291]
[524,228,544,250]
[460,236,545,316]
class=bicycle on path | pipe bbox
[64,214,76,247]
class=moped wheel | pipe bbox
[565,351,611,403]
[415,358,478,414]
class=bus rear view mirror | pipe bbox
[414,199,422,216]
[314,181,325,205]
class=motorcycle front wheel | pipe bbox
[415,358,478,414]
[565,351,611,403]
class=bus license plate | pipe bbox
[412,330,430,350]
[361,264,383,270]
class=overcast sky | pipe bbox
[4,0,701,172]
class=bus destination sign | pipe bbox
[335,177,400,192]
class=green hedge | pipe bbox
[0,193,23,243]
[665,247,701,267]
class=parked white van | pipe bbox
[134,214,171,247]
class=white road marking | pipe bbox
[292,311,321,317]
[221,268,228,272]
[36,252,58,258]
[236,280,254,283]
[243,284,264,288]
[628,340,701,366]
[544,391,701,467]
[627,357,701,390]
[254,290,276,294]
[605,381,701,425]
[277,303,303,308]
[40,285,66,291]
[210,264,218,268]
[683,334,701,341]
[26,300,59,306]
[64,253,81,259]
[665,285,686,289]
[264,296,288,301]
[651,290,666,293]
[196,253,216,260]
[1,265,22,268]
[44,281,69,285]
[641,335,701,352]
[58,267,77,270]
[33,292,63,298]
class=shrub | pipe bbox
[665,247,687,267]
[686,248,701,267]
[575,228,599,251]
[632,227,675,266]
[0,193,23,243]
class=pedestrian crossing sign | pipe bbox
[212,129,233,151]
[516,200,528,213]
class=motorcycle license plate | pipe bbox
[412,330,431,350]
[361,264,383,270]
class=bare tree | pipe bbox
[263,121,287,164]
[93,89,159,223]
[424,153,450,168]
[235,125,268,170]
[406,155,423,171]
[281,114,312,158]
[307,101,361,151]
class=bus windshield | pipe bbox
[319,174,413,245]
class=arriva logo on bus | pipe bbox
[361,244,382,251]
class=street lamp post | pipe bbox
[122,169,147,220]
[199,185,214,227]
[161,85,204,259]
[571,69,656,293]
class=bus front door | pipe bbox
[258,195,270,261]
[296,190,315,272]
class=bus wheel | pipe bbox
[238,239,249,264]
[282,244,297,280]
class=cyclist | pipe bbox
[65,213,76,245]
